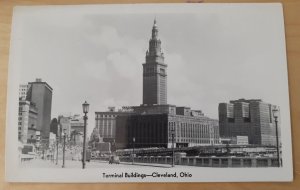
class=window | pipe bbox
[243,117,251,122]
[228,118,235,123]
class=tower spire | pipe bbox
[148,18,162,57]
[152,18,158,39]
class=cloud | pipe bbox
[87,26,124,50]
[107,51,138,78]
[82,61,108,80]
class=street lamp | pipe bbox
[273,107,281,167]
[62,129,67,168]
[82,101,89,169]
[171,128,175,167]
[132,137,135,164]
[56,138,59,165]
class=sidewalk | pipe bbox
[20,158,176,169]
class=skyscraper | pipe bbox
[26,78,53,141]
[143,19,167,105]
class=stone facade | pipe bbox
[18,100,38,143]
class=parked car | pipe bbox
[109,155,120,164]
[81,149,91,162]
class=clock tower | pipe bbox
[143,19,167,105]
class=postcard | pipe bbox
[5,3,293,182]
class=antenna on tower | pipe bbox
[154,16,157,27]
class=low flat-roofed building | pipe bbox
[115,104,220,149]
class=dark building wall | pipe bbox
[128,114,168,148]
[116,114,169,149]
[50,118,58,136]
[115,115,130,149]
[218,103,230,137]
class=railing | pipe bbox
[96,156,280,167]
[20,154,36,162]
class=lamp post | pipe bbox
[132,137,135,164]
[273,107,280,167]
[171,128,175,167]
[82,101,89,169]
[51,145,54,163]
[56,138,59,165]
[62,129,67,168]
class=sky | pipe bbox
[12,4,289,136]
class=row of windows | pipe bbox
[168,121,216,139]
[96,120,115,126]
[168,137,216,144]
[96,115,117,119]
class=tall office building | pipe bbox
[26,78,53,141]
[218,99,280,145]
[143,19,167,105]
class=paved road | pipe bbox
[19,158,181,169]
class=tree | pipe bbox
[50,118,58,136]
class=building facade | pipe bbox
[19,84,29,100]
[56,114,85,145]
[95,109,133,143]
[218,99,280,145]
[26,78,53,140]
[58,116,71,138]
[115,106,220,149]
[70,114,84,145]
[18,100,38,143]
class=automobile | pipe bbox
[109,155,120,164]
[81,149,92,162]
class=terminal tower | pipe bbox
[143,19,167,105]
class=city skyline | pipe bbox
[15,6,289,136]
[6,3,293,183]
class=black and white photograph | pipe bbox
[5,3,293,182]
